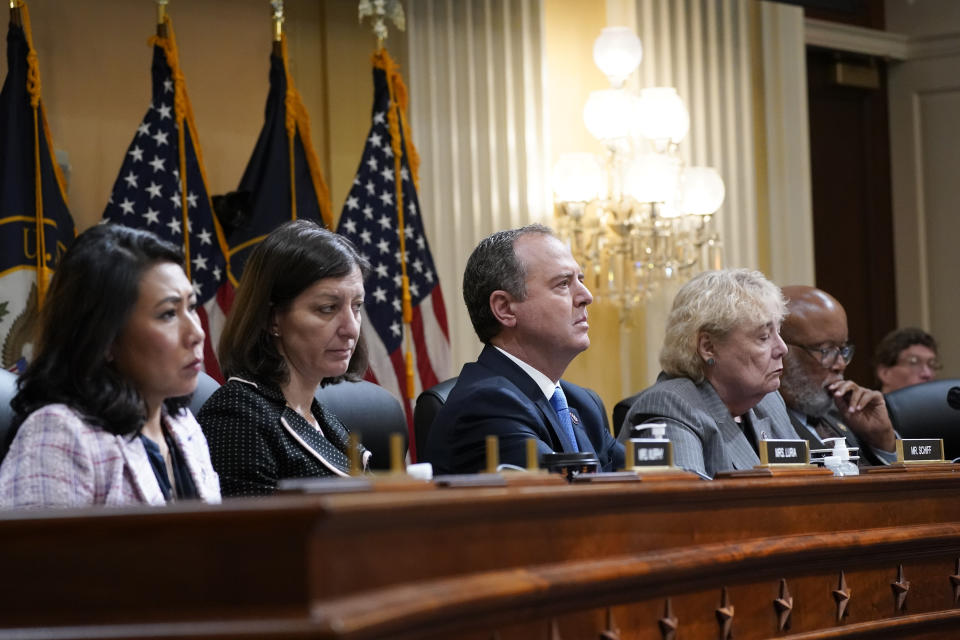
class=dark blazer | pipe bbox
[197,375,368,497]
[618,374,798,478]
[786,409,892,467]
[423,345,624,474]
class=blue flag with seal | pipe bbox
[222,32,332,280]
[0,3,75,373]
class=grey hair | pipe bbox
[462,223,555,343]
[659,268,787,382]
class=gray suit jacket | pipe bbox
[617,375,797,478]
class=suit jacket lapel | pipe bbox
[479,346,575,453]
[788,412,823,448]
[117,435,166,505]
[534,394,577,453]
[237,375,352,476]
[566,405,596,454]
[749,412,773,444]
[698,381,760,470]
[165,413,220,502]
[820,412,850,440]
[279,409,351,477]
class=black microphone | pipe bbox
[947,386,960,411]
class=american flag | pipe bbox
[102,20,232,381]
[336,51,451,458]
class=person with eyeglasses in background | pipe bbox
[873,328,941,394]
[778,286,898,466]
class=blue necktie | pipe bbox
[550,386,579,452]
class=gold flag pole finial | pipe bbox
[270,0,284,42]
[358,0,405,48]
[155,0,168,25]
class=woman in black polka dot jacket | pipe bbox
[198,221,371,496]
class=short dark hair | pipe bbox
[874,327,938,368]
[11,224,188,440]
[218,220,371,386]
[462,224,553,343]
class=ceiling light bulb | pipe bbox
[592,27,643,88]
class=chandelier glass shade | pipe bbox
[553,27,724,316]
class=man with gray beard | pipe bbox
[779,286,897,466]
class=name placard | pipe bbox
[758,439,810,466]
[896,438,945,463]
[630,439,674,470]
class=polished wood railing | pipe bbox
[2,468,960,639]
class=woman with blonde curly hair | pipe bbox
[618,268,799,478]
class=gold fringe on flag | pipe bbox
[280,33,333,229]
[15,0,70,310]
[372,47,420,400]
[148,15,233,285]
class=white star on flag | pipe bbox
[101,40,231,383]
[334,54,451,455]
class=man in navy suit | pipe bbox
[423,224,624,474]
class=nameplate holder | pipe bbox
[434,473,508,488]
[629,439,675,472]
[896,438,945,464]
[757,439,810,467]
[277,476,373,494]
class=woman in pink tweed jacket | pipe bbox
[0,225,220,508]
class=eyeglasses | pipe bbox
[787,341,855,368]
[897,355,943,371]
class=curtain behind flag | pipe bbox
[336,50,451,460]
[0,3,75,373]
[102,16,232,382]
[225,34,332,280]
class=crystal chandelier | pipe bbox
[553,27,725,318]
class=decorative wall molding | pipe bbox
[805,17,960,62]
[905,32,960,61]
[804,17,909,59]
